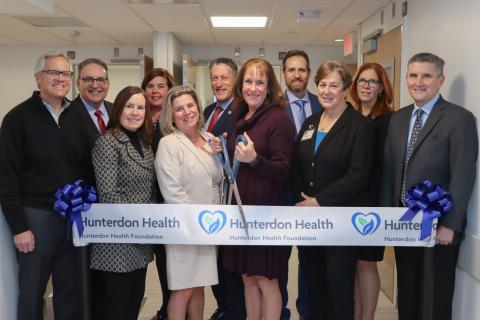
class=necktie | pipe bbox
[294,100,307,126]
[207,105,223,133]
[401,109,425,204]
[94,110,106,134]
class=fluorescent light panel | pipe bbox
[211,16,267,28]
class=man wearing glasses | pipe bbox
[71,58,112,147]
[0,52,92,319]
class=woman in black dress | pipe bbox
[349,62,394,320]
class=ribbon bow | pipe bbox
[54,179,97,238]
[399,180,452,240]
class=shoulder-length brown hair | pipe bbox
[107,86,152,145]
[160,85,205,136]
[349,62,394,118]
[141,68,175,90]
[231,58,286,117]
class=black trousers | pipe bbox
[153,244,171,316]
[91,268,147,320]
[17,207,80,320]
[395,244,460,320]
[302,245,357,320]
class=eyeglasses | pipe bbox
[81,77,109,85]
[357,78,380,88]
[42,70,74,78]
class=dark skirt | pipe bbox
[222,245,291,280]
[357,245,385,262]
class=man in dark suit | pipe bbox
[281,49,322,320]
[69,58,112,318]
[70,58,112,147]
[382,52,478,320]
[204,57,245,320]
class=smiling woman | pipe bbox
[155,85,222,320]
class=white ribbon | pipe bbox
[73,203,437,247]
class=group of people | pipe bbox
[0,48,477,320]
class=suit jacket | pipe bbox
[155,130,223,205]
[69,95,112,145]
[204,101,236,137]
[90,131,155,272]
[285,91,322,133]
[381,96,478,235]
[292,104,374,206]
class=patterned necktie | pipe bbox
[207,105,223,133]
[401,109,425,204]
[294,100,307,126]
[94,110,106,134]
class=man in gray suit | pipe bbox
[281,49,322,320]
[382,52,478,320]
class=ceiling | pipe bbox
[0,0,390,46]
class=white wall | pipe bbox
[183,45,344,95]
[0,45,153,120]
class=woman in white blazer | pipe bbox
[155,86,222,320]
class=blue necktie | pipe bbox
[401,109,425,204]
[294,100,307,126]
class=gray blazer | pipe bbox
[381,96,478,236]
[90,131,155,272]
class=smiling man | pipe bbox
[0,52,92,320]
[382,52,478,320]
[70,58,112,146]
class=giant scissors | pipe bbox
[217,134,249,236]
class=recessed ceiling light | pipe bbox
[334,38,344,42]
[211,16,267,28]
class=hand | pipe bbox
[209,133,227,154]
[436,226,455,245]
[295,192,320,207]
[235,132,257,163]
[14,230,35,253]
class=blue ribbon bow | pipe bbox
[399,180,452,240]
[53,180,97,238]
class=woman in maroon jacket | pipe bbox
[222,58,296,320]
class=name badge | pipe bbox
[301,128,315,141]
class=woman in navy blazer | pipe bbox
[291,61,374,320]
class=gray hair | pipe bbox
[408,52,445,76]
[160,85,205,136]
[209,57,238,76]
[34,51,72,75]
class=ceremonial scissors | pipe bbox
[217,134,249,236]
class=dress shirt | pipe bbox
[42,98,70,124]
[80,95,110,132]
[406,94,440,143]
[204,97,233,129]
[287,90,313,132]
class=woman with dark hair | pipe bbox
[90,86,155,320]
[292,61,374,319]
[222,58,296,320]
[155,86,222,320]
[349,62,394,320]
[141,68,175,320]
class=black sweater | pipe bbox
[0,91,92,234]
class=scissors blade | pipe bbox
[231,182,248,236]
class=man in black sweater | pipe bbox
[0,52,91,320]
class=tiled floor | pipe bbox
[139,247,398,320]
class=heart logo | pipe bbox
[351,212,381,236]
[198,210,227,235]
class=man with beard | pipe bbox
[204,57,245,320]
[282,49,322,320]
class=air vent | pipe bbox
[14,16,88,28]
